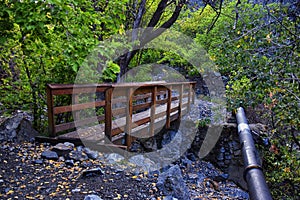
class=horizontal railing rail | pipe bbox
[45,81,196,148]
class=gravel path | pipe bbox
[0,141,249,200]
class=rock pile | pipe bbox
[0,111,38,142]
[36,141,249,199]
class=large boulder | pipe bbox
[0,111,38,142]
[156,165,190,200]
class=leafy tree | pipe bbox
[117,0,225,78]
[0,0,127,130]
[177,1,299,198]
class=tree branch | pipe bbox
[207,0,223,34]
[147,0,169,28]
[141,0,186,46]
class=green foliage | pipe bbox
[102,61,120,82]
[0,0,127,131]
[177,1,299,199]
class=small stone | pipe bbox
[84,194,103,200]
[216,153,224,161]
[64,142,75,148]
[65,160,75,166]
[234,150,241,156]
[224,159,231,165]
[33,159,43,164]
[163,196,178,200]
[68,150,88,161]
[72,188,81,193]
[213,173,229,182]
[58,156,65,162]
[84,147,98,160]
[82,167,104,177]
[105,153,125,164]
[52,143,73,156]
[220,147,225,153]
[41,150,58,160]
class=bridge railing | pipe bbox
[46,81,196,147]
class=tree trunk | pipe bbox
[117,0,187,80]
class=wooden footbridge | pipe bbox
[36,81,196,150]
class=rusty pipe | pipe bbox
[236,107,272,200]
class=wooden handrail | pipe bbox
[46,81,196,148]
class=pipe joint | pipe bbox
[243,164,263,181]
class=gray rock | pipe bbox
[157,165,190,200]
[41,150,58,160]
[84,195,103,200]
[33,159,43,164]
[63,142,75,148]
[68,150,88,161]
[129,155,159,172]
[82,167,104,177]
[105,153,125,164]
[84,147,98,160]
[52,143,73,156]
[58,156,65,162]
[163,196,178,200]
[0,111,38,142]
[72,188,81,193]
[65,160,75,166]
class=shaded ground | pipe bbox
[0,142,156,200]
[0,141,249,200]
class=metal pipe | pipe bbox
[236,107,273,200]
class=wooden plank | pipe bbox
[178,84,183,120]
[187,84,192,112]
[55,115,105,133]
[53,100,105,114]
[132,102,151,112]
[125,88,133,147]
[73,94,80,122]
[112,107,126,116]
[156,98,168,105]
[47,85,55,137]
[51,86,108,95]
[105,88,113,141]
[45,81,195,150]
[166,87,172,129]
[54,100,186,141]
[150,86,157,136]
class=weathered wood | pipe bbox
[42,81,195,150]
[166,86,172,129]
[49,84,110,95]
[55,115,105,133]
[187,84,192,112]
[47,85,55,137]
[105,88,113,141]
[178,84,183,120]
[54,101,105,114]
[150,86,157,136]
[125,88,133,147]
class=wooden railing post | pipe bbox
[187,83,192,112]
[178,84,183,120]
[72,94,80,121]
[150,86,157,136]
[192,83,195,104]
[166,86,172,129]
[46,85,55,137]
[105,87,113,141]
[125,87,133,147]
